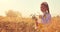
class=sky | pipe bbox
[0,0,60,17]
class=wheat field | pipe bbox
[0,10,60,32]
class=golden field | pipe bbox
[0,10,60,32]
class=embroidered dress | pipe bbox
[42,13,51,24]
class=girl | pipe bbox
[40,2,51,24]
[34,2,51,32]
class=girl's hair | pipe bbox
[41,2,50,13]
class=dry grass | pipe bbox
[0,16,60,32]
[0,10,60,32]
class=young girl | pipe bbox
[34,2,51,31]
[40,2,51,24]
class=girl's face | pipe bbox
[41,4,47,13]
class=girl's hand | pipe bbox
[35,26,38,29]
